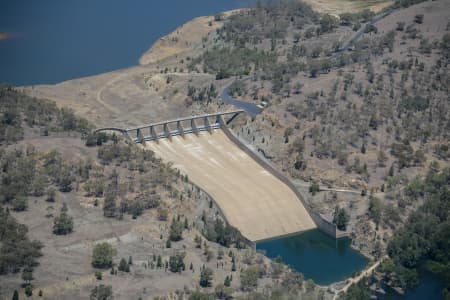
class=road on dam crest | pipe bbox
[145,129,316,241]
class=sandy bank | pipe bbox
[139,10,241,65]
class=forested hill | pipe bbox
[188,0,449,296]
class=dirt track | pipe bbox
[145,129,316,241]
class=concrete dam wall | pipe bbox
[145,129,316,242]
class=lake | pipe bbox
[256,229,369,285]
[0,0,255,86]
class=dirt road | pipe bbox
[145,129,316,241]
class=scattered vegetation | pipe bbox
[0,86,91,144]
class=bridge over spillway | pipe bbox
[96,110,317,241]
[96,110,244,143]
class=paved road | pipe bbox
[220,9,395,114]
[335,9,394,55]
[220,77,262,117]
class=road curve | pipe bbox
[220,77,262,117]
[220,8,395,113]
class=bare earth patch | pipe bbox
[303,0,392,15]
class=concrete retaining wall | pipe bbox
[221,126,349,239]
[310,212,349,239]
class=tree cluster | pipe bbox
[385,167,450,293]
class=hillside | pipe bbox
[186,0,449,296]
[3,0,449,298]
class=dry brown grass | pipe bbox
[302,0,392,15]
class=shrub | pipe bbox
[92,243,116,269]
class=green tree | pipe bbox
[361,143,366,154]
[224,275,232,287]
[12,290,19,300]
[368,196,382,226]
[92,243,116,269]
[200,267,214,287]
[58,166,74,192]
[46,187,56,202]
[333,206,350,231]
[169,217,184,241]
[12,195,27,211]
[320,14,338,33]
[240,266,260,291]
[0,208,43,276]
[103,191,116,218]
[215,283,233,299]
[305,278,315,293]
[95,271,102,280]
[21,269,34,285]
[90,285,113,300]
[231,255,237,272]
[189,291,215,300]
[342,278,371,299]
[169,252,186,273]
[118,258,130,272]
[24,285,32,297]
[53,203,74,235]
[309,182,320,195]
[157,255,163,268]
[414,14,424,24]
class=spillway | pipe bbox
[145,129,316,241]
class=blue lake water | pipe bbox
[0,0,255,86]
[256,229,369,285]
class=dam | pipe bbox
[96,112,373,284]
[97,111,316,242]
[145,129,316,241]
